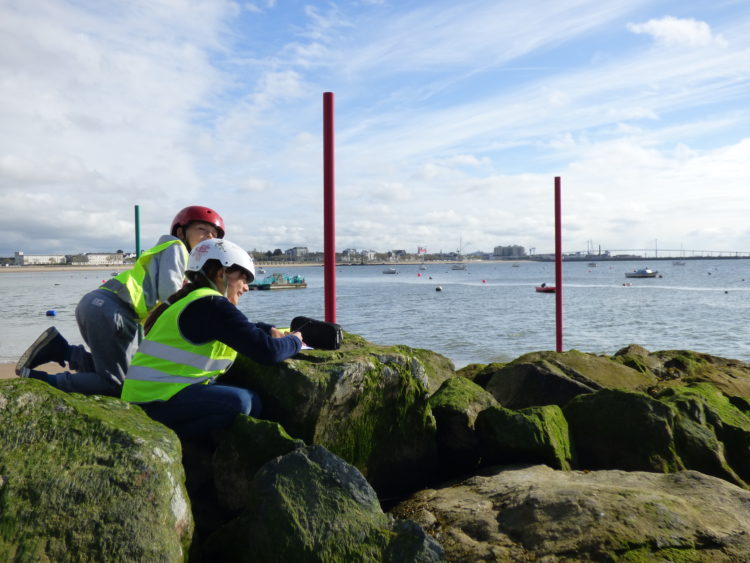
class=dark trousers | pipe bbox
[140,383,261,441]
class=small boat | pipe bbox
[587,262,597,267]
[512,263,520,268]
[625,268,658,278]
[257,267,267,274]
[672,261,686,266]
[451,263,467,270]
[382,267,398,274]
[249,273,307,290]
[419,264,427,270]
[535,285,556,293]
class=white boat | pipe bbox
[257,268,267,274]
[451,263,467,270]
[383,267,398,274]
[587,262,597,267]
[672,261,686,266]
[419,264,427,270]
[625,268,658,278]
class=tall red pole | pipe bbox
[323,92,336,323]
[554,176,563,352]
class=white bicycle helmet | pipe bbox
[187,238,255,282]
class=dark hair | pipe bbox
[143,259,225,335]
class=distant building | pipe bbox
[14,251,66,266]
[285,246,308,258]
[341,248,359,262]
[493,245,527,258]
[85,252,126,265]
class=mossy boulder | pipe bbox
[428,377,498,475]
[476,405,572,470]
[202,445,444,562]
[564,388,681,472]
[213,416,305,511]
[0,379,192,562]
[655,382,750,488]
[220,333,450,495]
[485,350,658,410]
[614,345,750,399]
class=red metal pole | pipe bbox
[323,92,336,323]
[554,176,563,352]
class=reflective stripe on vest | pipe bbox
[101,239,188,321]
[120,287,237,403]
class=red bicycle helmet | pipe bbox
[171,206,225,238]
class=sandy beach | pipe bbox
[1,360,97,379]
[0,362,63,380]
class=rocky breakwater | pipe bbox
[1,338,750,561]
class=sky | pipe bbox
[1,0,750,257]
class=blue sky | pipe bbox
[1,0,749,257]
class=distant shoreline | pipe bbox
[0,260,518,273]
[2,255,748,274]
[0,265,132,274]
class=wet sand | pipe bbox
[0,362,63,379]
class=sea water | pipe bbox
[1,259,750,368]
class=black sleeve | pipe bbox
[178,296,301,365]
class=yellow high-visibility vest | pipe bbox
[121,287,237,403]
[101,239,188,321]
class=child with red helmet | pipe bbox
[16,206,227,396]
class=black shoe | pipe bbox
[15,327,69,375]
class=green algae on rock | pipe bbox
[476,404,572,470]
[564,388,681,473]
[0,379,193,562]
[203,445,444,562]
[429,376,498,475]
[484,349,658,410]
[219,333,453,495]
[213,416,305,511]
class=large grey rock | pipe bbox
[220,333,452,495]
[391,464,750,561]
[203,445,444,562]
[0,379,192,562]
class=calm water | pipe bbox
[2,260,750,368]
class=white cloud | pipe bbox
[627,16,728,48]
[1,1,750,258]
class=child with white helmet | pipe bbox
[120,238,303,441]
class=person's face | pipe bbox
[223,269,250,305]
[181,221,219,250]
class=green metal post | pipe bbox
[134,205,141,256]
